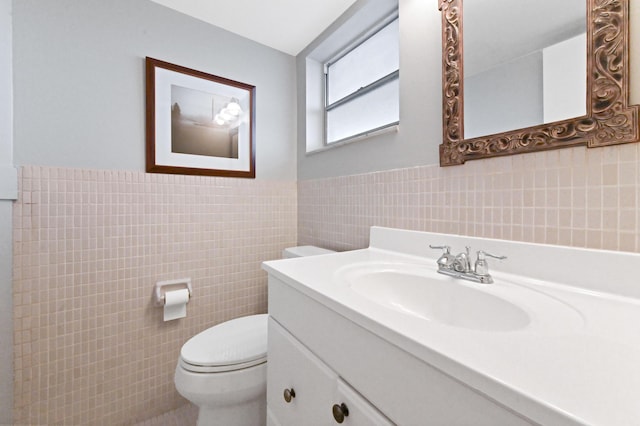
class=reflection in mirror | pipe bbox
[438,0,640,166]
[464,0,586,139]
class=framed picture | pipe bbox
[145,57,256,178]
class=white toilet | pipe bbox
[174,245,334,426]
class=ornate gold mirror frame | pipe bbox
[438,0,640,166]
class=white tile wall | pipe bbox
[299,145,640,254]
[13,166,297,425]
[13,143,640,424]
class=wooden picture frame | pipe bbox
[145,57,256,178]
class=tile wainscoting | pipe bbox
[12,166,297,425]
[12,142,640,424]
[299,145,640,254]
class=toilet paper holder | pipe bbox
[153,278,193,307]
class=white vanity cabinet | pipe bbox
[264,226,640,425]
[267,276,534,426]
[267,317,393,425]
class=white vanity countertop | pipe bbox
[263,227,640,426]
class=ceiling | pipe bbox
[149,0,359,56]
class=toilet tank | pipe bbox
[282,245,335,259]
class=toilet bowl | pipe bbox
[175,245,334,426]
[175,314,268,426]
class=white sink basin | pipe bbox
[351,270,529,331]
[335,262,583,332]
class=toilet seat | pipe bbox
[179,356,266,373]
[180,314,268,373]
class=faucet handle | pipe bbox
[479,251,507,261]
[429,244,451,253]
[429,245,454,268]
[475,251,507,276]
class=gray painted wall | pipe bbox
[0,0,12,422]
[3,1,299,423]
[13,0,297,181]
[297,0,441,180]
[297,0,640,180]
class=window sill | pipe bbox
[306,122,399,156]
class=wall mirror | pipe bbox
[438,0,640,166]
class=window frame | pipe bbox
[323,11,400,146]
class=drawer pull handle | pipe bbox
[283,388,296,403]
[332,403,349,423]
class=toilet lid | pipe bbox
[180,314,268,372]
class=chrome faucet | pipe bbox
[429,245,455,269]
[453,246,472,273]
[430,245,506,284]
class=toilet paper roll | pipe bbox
[164,288,190,321]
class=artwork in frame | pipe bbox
[145,57,256,178]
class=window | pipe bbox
[324,15,399,145]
